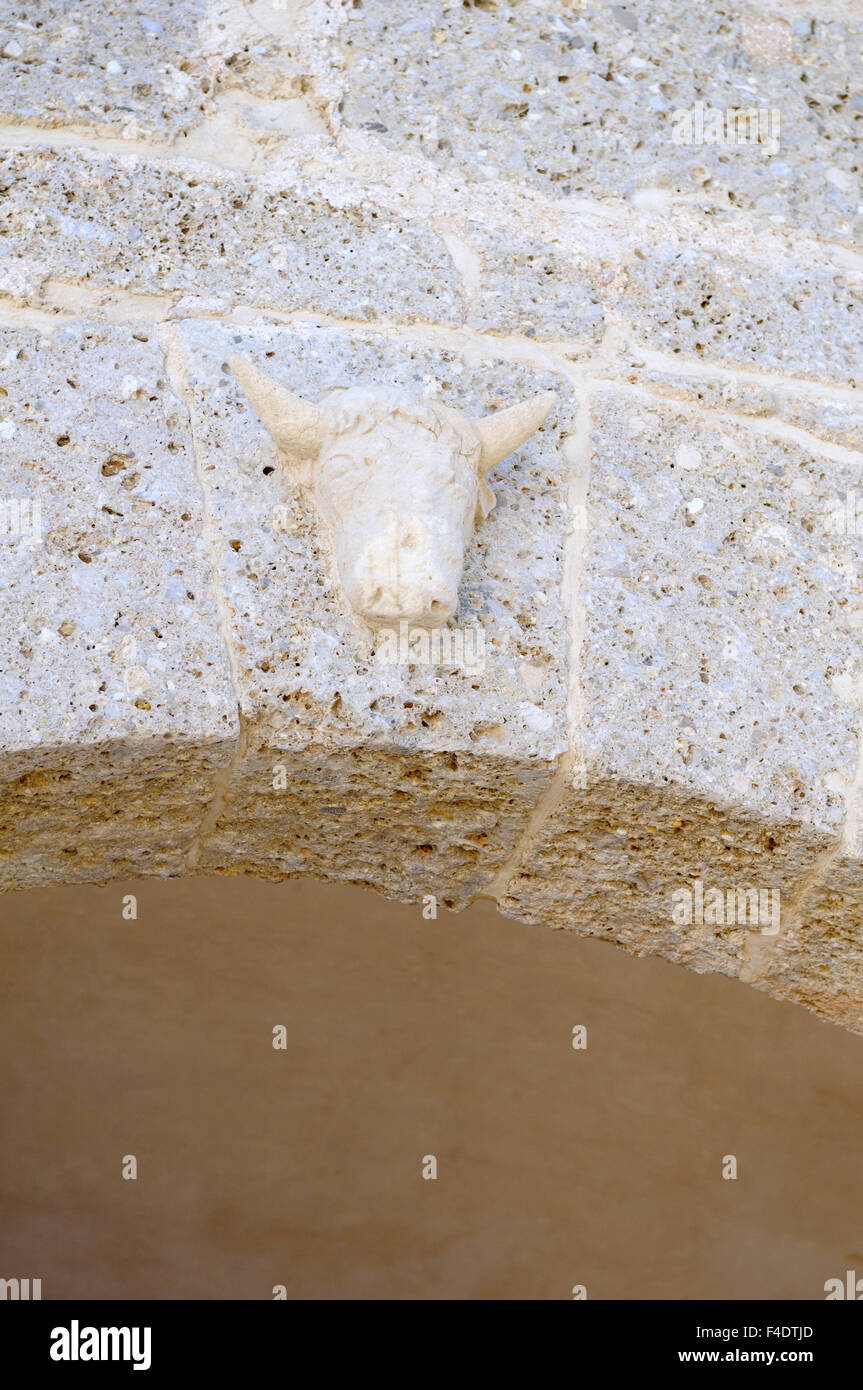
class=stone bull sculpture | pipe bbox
[229,355,556,630]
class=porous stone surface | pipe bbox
[2,0,863,1035]
[458,220,605,343]
[610,228,863,383]
[0,148,463,324]
[0,0,213,138]
[760,853,863,1033]
[337,0,862,242]
[0,0,342,140]
[0,323,237,887]
[501,391,863,989]
[623,367,863,453]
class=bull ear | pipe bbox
[475,391,557,473]
[229,356,324,461]
[475,476,497,522]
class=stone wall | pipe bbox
[1,0,862,1031]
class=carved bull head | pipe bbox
[229,356,556,630]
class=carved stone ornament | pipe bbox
[230,355,556,630]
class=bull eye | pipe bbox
[320,453,362,489]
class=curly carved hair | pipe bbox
[315,386,495,518]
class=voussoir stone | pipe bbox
[0,0,342,140]
[761,839,863,1034]
[611,230,863,385]
[500,388,863,1031]
[458,219,606,343]
[623,368,863,455]
[0,323,238,888]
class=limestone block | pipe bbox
[337,0,861,241]
[764,846,863,1035]
[622,368,863,454]
[436,207,861,380]
[0,149,463,324]
[459,221,605,343]
[501,389,863,1024]
[612,236,863,384]
[0,0,212,138]
[0,0,342,140]
[170,320,570,905]
[0,324,237,887]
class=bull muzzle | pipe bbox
[343,525,460,629]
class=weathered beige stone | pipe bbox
[0,0,213,138]
[335,0,861,242]
[0,148,463,324]
[459,220,605,343]
[763,849,863,1033]
[0,0,342,140]
[614,366,863,454]
[501,389,863,1029]
[609,231,863,384]
[0,0,862,1039]
[0,324,237,887]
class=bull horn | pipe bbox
[476,391,557,472]
[229,355,324,460]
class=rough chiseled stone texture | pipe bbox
[0,148,463,324]
[610,231,863,384]
[623,369,863,453]
[0,0,343,139]
[170,320,569,905]
[1,0,863,1034]
[459,220,605,343]
[0,0,213,138]
[502,392,863,988]
[0,324,237,887]
[761,858,863,1033]
[337,0,862,242]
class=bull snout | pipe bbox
[344,522,460,629]
[362,584,457,629]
